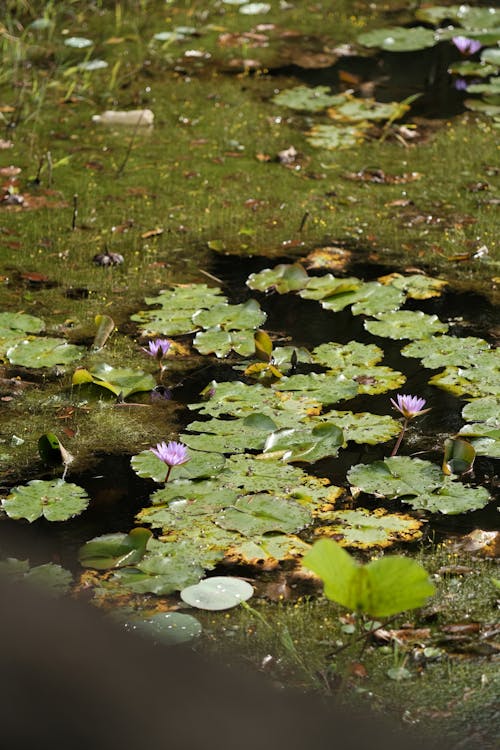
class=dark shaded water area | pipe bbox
[1,250,498,571]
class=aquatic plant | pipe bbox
[390,394,430,456]
[150,440,190,482]
[452,36,482,56]
[142,338,172,378]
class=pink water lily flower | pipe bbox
[390,394,431,420]
[143,339,171,360]
[452,36,481,56]
[151,440,189,466]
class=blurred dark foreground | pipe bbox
[0,574,444,750]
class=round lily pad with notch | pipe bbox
[183,414,278,454]
[378,273,448,300]
[429,354,500,398]
[328,96,412,123]
[273,372,358,405]
[226,534,311,568]
[312,341,384,370]
[124,612,202,644]
[364,311,448,340]
[401,478,491,515]
[192,299,266,331]
[0,312,45,335]
[131,284,226,336]
[357,26,437,51]
[7,337,84,368]
[462,396,500,424]
[180,576,254,610]
[131,447,225,482]
[348,456,442,499]
[314,507,423,549]
[0,558,72,595]
[401,335,490,368]
[299,274,362,301]
[317,410,400,445]
[272,85,344,112]
[416,5,500,28]
[246,263,309,293]
[2,479,89,522]
[72,363,156,398]
[150,479,238,510]
[111,553,204,595]
[78,528,152,569]
[216,494,312,536]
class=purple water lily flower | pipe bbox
[150,440,190,482]
[391,394,430,421]
[452,36,482,56]
[453,77,468,91]
[143,338,171,361]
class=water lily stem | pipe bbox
[390,419,408,457]
[165,466,172,483]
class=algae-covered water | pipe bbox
[0,2,499,747]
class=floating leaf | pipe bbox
[113,553,203,595]
[7,337,84,367]
[254,330,273,360]
[442,438,476,476]
[328,96,413,123]
[124,612,202,643]
[448,60,496,78]
[193,327,256,357]
[365,311,448,340]
[403,479,491,515]
[216,494,312,535]
[263,423,344,463]
[0,312,45,335]
[78,528,152,569]
[349,282,405,316]
[300,274,362,302]
[318,410,400,445]
[72,363,156,398]
[481,49,500,67]
[182,415,275,453]
[357,27,437,52]
[0,558,72,595]
[180,576,253,610]
[303,539,435,616]
[378,273,447,300]
[149,479,238,510]
[2,479,89,522]
[429,352,500,397]
[273,373,358,405]
[191,380,322,419]
[131,447,225,482]
[226,534,311,567]
[401,335,490,368]
[312,341,383,369]
[306,124,364,150]
[462,397,500,424]
[192,299,266,331]
[131,284,226,336]
[272,86,344,112]
[314,508,423,548]
[246,264,309,293]
[416,6,499,29]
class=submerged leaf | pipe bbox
[124,612,202,643]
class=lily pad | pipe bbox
[314,508,423,548]
[150,479,238,510]
[0,558,72,594]
[402,479,491,515]
[72,363,156,398]
[348,456,443,499]
[365,311,448,340]
[378,273,447,300]
[2,479,89,522]
[264,423,344,463]
[192,299,266,331]
[183,415,277,454]
[193,327,256,357]
[357,27,437,52]
[180,576,253,610]
[131,447,225,482]
[401,335,490,368]
[312,341,383,369]
[462,396,500,423]
[429,352,500,397]
[131,284,226,336]
[328,96,413,123]
[303,539,435,617]
[216,494,312,536]
[124,612,202,644]
[272,86,344,112]
[246,264,309,294]
[7,338,84,367]
[300,274,362,302]
[273,373,358,405]
[416,5,500,29]
[0,312,45,335]
[112,552,203,595]
[306,124,365,150]
[78,528,152,569]
[481,48,500,67]
[226,534,311,567]
[317,410,400,445]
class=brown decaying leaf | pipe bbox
[141,227,164,239]
[446,530,499,558]
[374,627,432,645]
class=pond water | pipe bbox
[0,2,499,747]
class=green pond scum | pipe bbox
[0,1,499,747]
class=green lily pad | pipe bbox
[312,341,383,369]
[314,508,423,548]
[273,373,358,405]
[448,61,497,78]
[348,456,443,499]
[216,494,312,536]
[193,327,256,357]
[124,612,202,643]
[318,410,400,444]
[131,447,225,482]
[180,576,254,610]
[227,534,311,566]
[365,311,448,340]
[416,5,500,29]
[357,27,437,52]
[482,49,500,67]
[379,273,448,300]
[131,284,226,336]
[72,363,156,398]
[271,346,313,369]
[462,396,500,423]
[263,423,344,463]
[183,414,277,454]
[401,335,490,368]
[192,299,266,331]
[303,539,435,617]
[7,337,84,367]
[306,124,365,150]
[246,264,309,293]
[329,96,413,123]
[429,352,500,397]
[150,479,238,509]
[458,400,500,457]
[465,98,500,116]
[349,283,406,316]
[402,478,491,514]
[112,552,203,595]
[0,558,72,595]
[78,528,152,569]
[300,274,362,301]
[272,85,344,112]
[2,479,89,522]
[0,312,45,335]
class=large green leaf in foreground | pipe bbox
[303,539,435,617]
